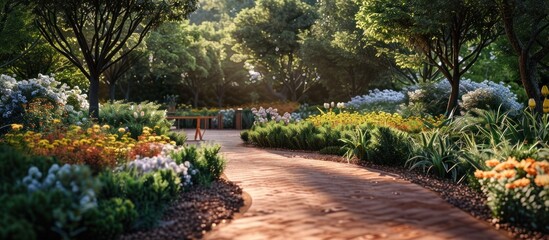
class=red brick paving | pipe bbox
[182,130,509,240]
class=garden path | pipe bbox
[181,130,509,240]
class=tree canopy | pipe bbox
[33,0,198,117]
[356,0,500,114]
[232,0,318,101]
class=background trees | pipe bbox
[33,0,197,117]
[231,0,318,101]
[356,0,500,115]
[0,0,545,113]
[301,0,388,100]
[497,0,548,112]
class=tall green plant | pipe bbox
[407,130,464,182]
[340,127,371,162]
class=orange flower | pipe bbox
[536,161,549,174]
[500,170,516,179]
[534,175,549,187]
[506,178,531,189]
[474,170,484,178]
[485,159,500,168]
[494,157,519,171]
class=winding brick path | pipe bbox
[184,130,509,240]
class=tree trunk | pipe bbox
[519,51,542,112]
[109,82,116,102]
[88,74,100,119]
[193,91,199,108]
[447,75,460,116]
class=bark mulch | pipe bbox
[120,179,244,240]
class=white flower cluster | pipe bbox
[323,102,346,109]
[251,107,293,125]
[0,74,88,120]
[126,155,196,186]
[22,164,98,213]
[346,89,406,112]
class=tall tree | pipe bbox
[497,0,548,112]
[33,0,197,118]
[302,0,386,99]
[232,0,318,101]
[356,0,500,115]
[0,0,39,68]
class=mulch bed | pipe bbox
[272,149,547,240]
[120,179,244,240]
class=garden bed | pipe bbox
[272,149,547,240]
[120,178,244,240]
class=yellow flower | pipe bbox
[10,124,23,131]
[52,119,61,124]
[544,98,549,113]
[528,98,536,110]
[534,175,549,187]
[118,128,125,133]
[542,85,549,97]
[101,125,110,130]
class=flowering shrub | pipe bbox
[290,103,319,122]
[2,123,173,172]
[99,101,173,139]
[251,107,293,125]
[21,164,100,236]
[236,101,299,114]
[0,74,88,129]
[346,89,406,113]
[475,157,549,231]
[125,155,196,186]
[307,111,443,133]
[401,79,522,116]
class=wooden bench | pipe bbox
[166,115,218,141]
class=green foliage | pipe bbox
[232,0,318,101]
[170,145,198,165]
[81,198,137,240]
[99,101,173,139]
[192,144,226,186]
[340,126,371,161]
[240,130,250,143]
[97,169,180,230]
[245,121,349,151]
[301,0,386,98]
[171,144,226,186]
[369,127,412,166]
[407,130,464,182]
[0,144,56,192]
[167,131,187,146]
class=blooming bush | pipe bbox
[475,157,549,231]
[0,74,88,130]
[21,164,100,237]
[251,107,293,125]
[400,79,522,116]
[346,89,406,113]
[307,111,443,133]
[125,155,196,186]
[99,101,173,139]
